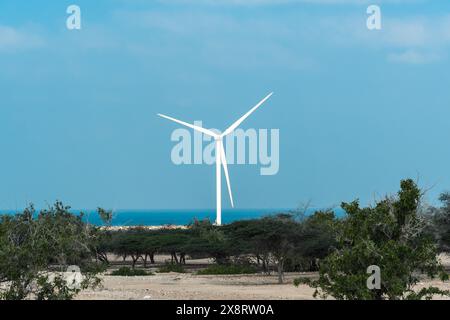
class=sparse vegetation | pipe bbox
[157,263,186,273]
[197,264,257,275]
[110,267,152,276]
[1,179,449,300]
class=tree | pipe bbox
[107,227,194,267]
[0,202,102,300]
[431,193,450,252]
[155,229,191,265]
[188,219,232,264]
[226,214,304,283]
[91,208,114,264]
[296,210,338,271]
[296,179,449,300]
[109,229,147,268]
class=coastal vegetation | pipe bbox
[99,214,334,284]
[1,179,449,300]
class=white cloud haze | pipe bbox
[0,25,44,52]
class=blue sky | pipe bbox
[1,0,450,210]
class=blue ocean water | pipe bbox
[0,208,346,226]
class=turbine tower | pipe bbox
[158,92,273,226]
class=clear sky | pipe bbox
[1,0,450,210]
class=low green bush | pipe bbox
[110,267,152,276]
[197,264,257,275]
[157,263,186,273]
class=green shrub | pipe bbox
[110,267,152,276]
[197,264,257,275]
[0,202,103,300]
[296,179,450,300]
[157,263,186,273]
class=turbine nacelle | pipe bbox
[158,92,273,225]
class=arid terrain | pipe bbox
[76,254,450,300]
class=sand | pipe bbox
[76,254,450,300]
[76,272,318,300]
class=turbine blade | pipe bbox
[158,113,218,137]
[222,92,273,137]
[219,143,234,208]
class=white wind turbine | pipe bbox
[158,92,273,226]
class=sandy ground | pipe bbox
[76,254,450,300]
[77,272,318,300]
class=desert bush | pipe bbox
[157,263,186,273]
[0,202,103,300]
[296,179,450,300]
[110,267,152,276]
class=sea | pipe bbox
[0,208,346,226]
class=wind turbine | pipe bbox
[158,92,273,226]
